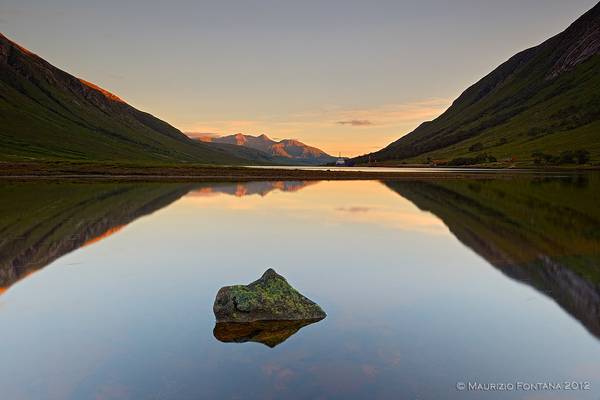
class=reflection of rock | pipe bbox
[213,268,326,323]
[214,319,321,347]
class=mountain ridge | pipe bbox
[198,133,336,165]
[353,2,600,166]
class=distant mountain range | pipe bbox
[355,3,600,166]
[0,33,274,165]
[188,181,317,197]
[197,133,336,165]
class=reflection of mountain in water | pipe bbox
[188,181,317,198]
[383,176,600,339]
[214,319,322,347]
[0,182,197,292]
[0,181,316,294]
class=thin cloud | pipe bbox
[337,120,374,126]
[336,206,372,213]
[330,98,450,127]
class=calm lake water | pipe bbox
[247,165,532,173]
[0,175,599,399]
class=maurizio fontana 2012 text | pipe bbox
[455,381,591,392]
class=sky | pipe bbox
[1,0,597,156]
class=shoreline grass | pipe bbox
[0,161,594,182]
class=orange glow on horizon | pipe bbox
[182,98,451,157]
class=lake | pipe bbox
[0,175,599,399]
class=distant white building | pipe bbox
[335,153,346,166]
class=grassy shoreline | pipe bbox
[0,161,592,182]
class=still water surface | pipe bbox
[247,165,531,173]
[0,176,599,399]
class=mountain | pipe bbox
[355,3,600,167]
[203,133,276,153]
[199,133,336,165]
[0,33,263,165]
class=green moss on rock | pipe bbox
[213,268,326,322]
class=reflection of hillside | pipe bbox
[383,176,600,339]
[188,181,317,198]
[0,180,316,295]
[0,182,197,293]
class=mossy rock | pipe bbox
[213,268,326,322]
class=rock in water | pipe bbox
[213,268,326,323]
